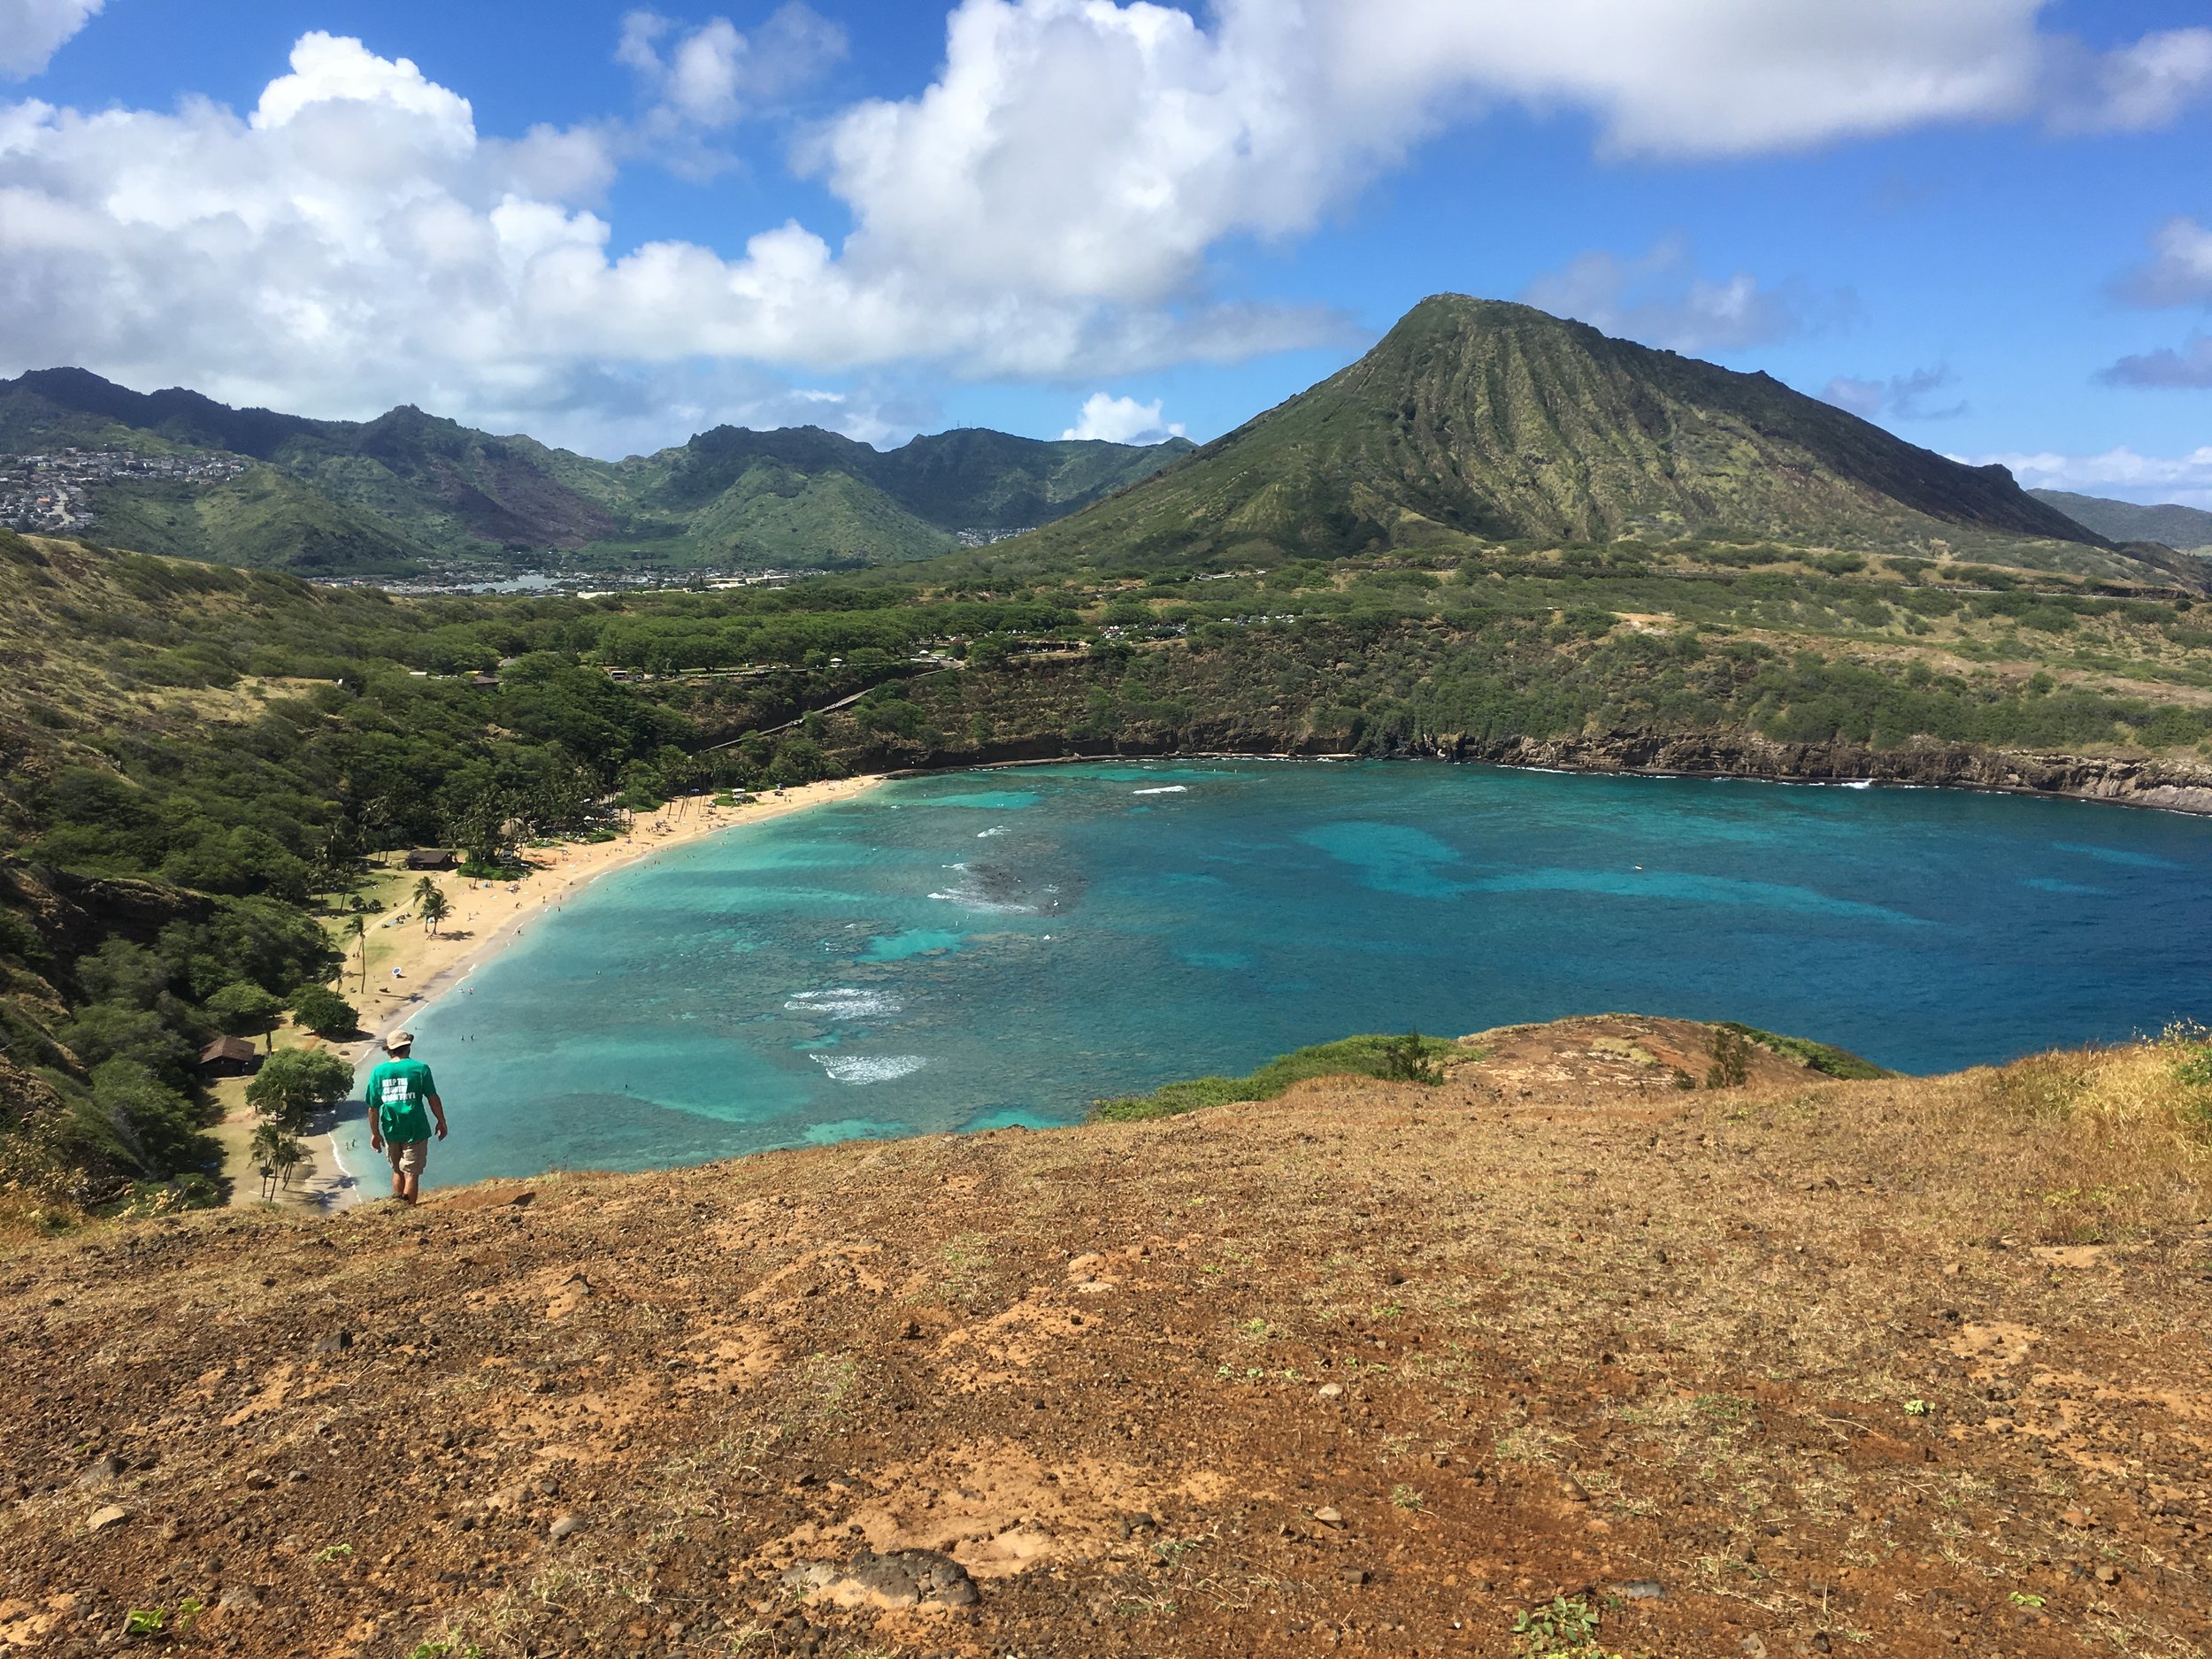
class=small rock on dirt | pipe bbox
[85,1504,128,1532]
[549,1515,582,1541]
[1312,1506,1343,1527]
[76,1455,125,1488]
[1614,1579,1665,1600]
[798,1549,979,1611]
[1317,1383,1343,1399]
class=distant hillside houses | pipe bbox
[0,447,247,534]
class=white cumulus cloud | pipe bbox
[619,5,847,130]
[0,31,1325,449]
[2045,27,2212,133]
[810,0,2212,315]
[2100,217,2212,389]
[1822,365,1966,422]
[4,4,2208,451]
[2114,216,2212,309]
[1061,393,1186,444]
[1968,447,2212,510]
[1519,236,1843,354]
[2099,336,2212,390]
[0,0,103,79]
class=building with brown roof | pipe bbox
[199,1035,261,1077]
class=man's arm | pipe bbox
[429,1093,449,1141]
[365,1067,384,1152]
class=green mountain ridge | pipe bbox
[954,296,2141,584]
[596,423,1200,565]
[2032,489,2212,555]
[5,298,2181,588]
[0,369,1191,575]
[70,466,434,577]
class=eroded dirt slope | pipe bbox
[2,1019,2208,1659]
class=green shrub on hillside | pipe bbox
[1719,1022,1890,1080]
[1094,1032,1466,1122]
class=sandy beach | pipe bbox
[217,775,885,1210]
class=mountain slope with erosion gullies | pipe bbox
[959,296,2147,584]
[0,370,1190,574]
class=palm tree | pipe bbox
[420,888,451,935]
[249,1120,303,1202]
[349,913,369,995]
[413,875,441,911]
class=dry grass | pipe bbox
[3,1024,2209,1658]
[1841,1024,2210,1246]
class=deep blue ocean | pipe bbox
[331,761,2212,1193]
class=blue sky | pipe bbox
[3,1,2209,503]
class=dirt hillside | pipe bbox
[2,1016,2208,1659]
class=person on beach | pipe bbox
[365,1030,448,1204]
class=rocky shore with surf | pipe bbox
[869,723,2212,816]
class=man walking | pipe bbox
[365,1030,448,1204]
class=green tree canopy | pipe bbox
[246,1048,354,1132]
[204,982,281,1046]
[288,985,358,1039]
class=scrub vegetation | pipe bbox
[1094,1032,1469,1121]
[3,496,2209,1212]
[4,293,2211,1210]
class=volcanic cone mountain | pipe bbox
[1002,296,2118,575]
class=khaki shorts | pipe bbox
[385,1139,428,1176]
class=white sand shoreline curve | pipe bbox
[224,776,887,1212]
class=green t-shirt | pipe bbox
[366,1056,437,1143]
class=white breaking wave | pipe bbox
[1132,785,1188,795]
[785,988,903,1019]
[813,1055,926,1084]
[928,887,1035,914]
[977,826,1010,838]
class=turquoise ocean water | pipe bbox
[332,762,2212,1194]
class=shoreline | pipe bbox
[213,748,2211,1214]
[887,736,2212,818]
[221,774,887,1212]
